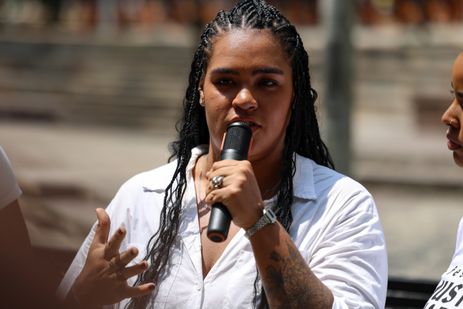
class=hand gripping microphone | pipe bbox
[207,122,252,243]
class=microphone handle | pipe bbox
[207,123,251,243]
[207,151,245,243]
[207,203,232,243]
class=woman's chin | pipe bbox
[453,152,463,167]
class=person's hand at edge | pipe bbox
[65,208,155,308]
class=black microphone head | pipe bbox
[221,122,252,161]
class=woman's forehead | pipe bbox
[453,53,463,84]
[211,29,277,50]
[207,29,289,67]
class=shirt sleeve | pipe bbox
[310,185,387,309]
[0,146,22,208]
[56,176,141,308]
[56,220,96,299]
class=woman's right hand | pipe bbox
[68,208,155,308]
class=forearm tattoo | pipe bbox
[263,241,328,309]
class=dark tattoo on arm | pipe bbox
[263,241,329,309]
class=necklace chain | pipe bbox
[196,170,211,211]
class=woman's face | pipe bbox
[442,52,463,167]
[201,29,293,162]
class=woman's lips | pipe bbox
[248,123,259,134]
[447,139,461,151]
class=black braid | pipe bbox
[127,1,333,308]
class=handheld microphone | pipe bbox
[207,121,252,243]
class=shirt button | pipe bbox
[195,282,201,291]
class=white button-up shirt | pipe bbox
[58,146,387,308]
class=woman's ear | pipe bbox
[199,88,205,106]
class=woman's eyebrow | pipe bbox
[210,67,284,75]
[210,68,239,75]
[253,67,284,75]
[451,82,463,96]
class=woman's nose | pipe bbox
[232,88,257,111]
[442,100,459,128]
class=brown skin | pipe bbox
[250,224,333,309]
[199,29,334,308]
[0,200,62,308]
[442,52,463,167]
[0,200,30,254]
[65,208,154,308]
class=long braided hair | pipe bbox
[127,1,334,308]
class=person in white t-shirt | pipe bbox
[58,1,388,308]
[424,52,463,308]
[0,146,49,307]
[0,146,21,206]
[0,145,30,252]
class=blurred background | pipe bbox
[1,0,463,293]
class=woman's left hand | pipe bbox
[204,159,264,229]
[69,208,154,307]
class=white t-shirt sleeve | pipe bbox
[0,146,22,208]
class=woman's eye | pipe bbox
[450,89,459,102]
[215,79,234,86]
[260,79,277,87]
[451,89,463,104]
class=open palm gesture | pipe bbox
[70,208,155,307]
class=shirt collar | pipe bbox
[292,153,317,200]
[143,147,317,201]
[141,145,207,192]
[186,145,208,176]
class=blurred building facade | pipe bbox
[0,0,463,33]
